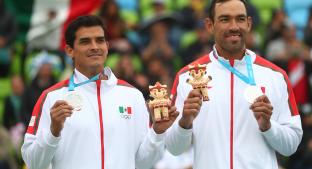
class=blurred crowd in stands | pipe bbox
[0,0,312,168]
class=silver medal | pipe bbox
[244,86,263,103]
[64,91,83,111]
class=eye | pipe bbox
[79,39,89,45]
[237,16,246,22]
[96,37,106,44]
[220,18,229,23]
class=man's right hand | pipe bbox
[50,100,73,137]
[179,89,203,129]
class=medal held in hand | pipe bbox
[244,85,263,104]
[187,63,212,101]
[148,82,171,122]
[64,91,84,111]
[65,73,100,111]
[213,48,262,103]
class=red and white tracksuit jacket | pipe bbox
[166,49,303,169]
[22,68,165,169]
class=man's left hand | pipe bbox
[249,95,273,132]
[150,106,179,134]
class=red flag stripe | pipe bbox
[127,107,132,114]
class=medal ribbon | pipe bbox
[213,49,256,86]
[68,73,100,91]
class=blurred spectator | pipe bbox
[26,5,59,51]
[115,0,139,29]
[304,8,312,48]
[22,62,57,127]
[3,75,26,131]
[114,55,137,83]
[140,0,171,20]
[99,0,126,41]
[24,50,62,83]
[0,0,18,77]
[141,19,174,61]
[152,0,167,16]
[99,0,142,56]
[249,0,283,46]
[58,54,74,81]
[1,75,25,169]
[246,0,260,29]
[249,0,283,26]
[287,58,312,106]
[0,126,18,169]
[284,0,312,39]
[264,9,290,47]
[178,0,209,30]
[180,20,213,65]
[266,23,299,61]
[114,54,150,99]
[246,30,262,56]
[142,0,182,49]
[287,111,312,169]
[140,15,178,75]
[109,38,134,56]
[145,57,172,89]
[267,23,311,106]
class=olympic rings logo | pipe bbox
[120,114,132,119]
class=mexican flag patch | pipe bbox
[119,106,132,114]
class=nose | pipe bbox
[229,19,239,31]
[90,40,99,49]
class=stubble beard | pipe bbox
[219,37,246,56]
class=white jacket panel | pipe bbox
[166,50,303,169]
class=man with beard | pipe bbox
[21,15,179,169]
[165,0,303,169]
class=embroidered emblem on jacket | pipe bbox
[119,106,132,119]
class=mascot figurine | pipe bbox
[187,63,212,101]
[148,82,171,122]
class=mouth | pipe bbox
[87,53,103,57]
[225,34,241,42]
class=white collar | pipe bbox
[211,45,256,66]
[73,67,117,86]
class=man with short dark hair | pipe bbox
[21,15,178,169]
[165,0,303,169]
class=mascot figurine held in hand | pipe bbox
[148,82,171,122]
[187,63,212,101]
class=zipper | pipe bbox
[230,59,234,169]
[96,80,105,169]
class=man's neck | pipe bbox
[76,67,104,79]
[215,45,245,60]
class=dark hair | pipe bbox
[208,0,248,22]
[65,15,106,48]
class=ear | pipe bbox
[247,16,252,32]
[106,41,110,49]
[204,18,214,34]
[65,45,74,59]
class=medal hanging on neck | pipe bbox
[213,49,263,103]
[64,73,100,111]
